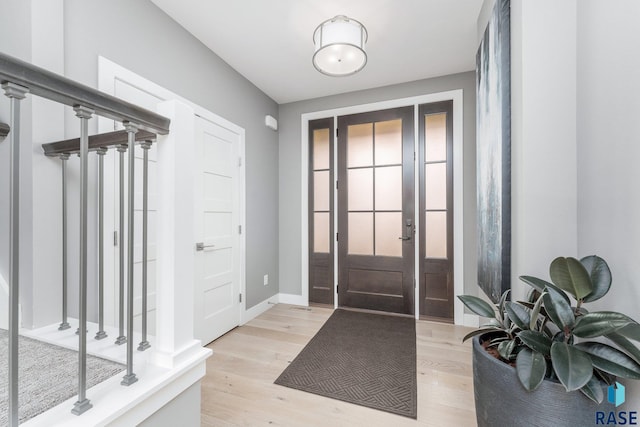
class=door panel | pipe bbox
[419,101,454,321]
[308,118,335,305]
[338,107,415,315]
[194,116,241,344]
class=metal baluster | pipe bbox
[3,81,28,427]
[138,141,152,351]
[95,147,108,340]
[121,122,138,386]
[59,153,71,330]
[71,105,94,415]
[115,144,127,345]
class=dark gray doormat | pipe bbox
[0,329,125,425]
[275,309,417,418]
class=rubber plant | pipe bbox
[459,255,640,403]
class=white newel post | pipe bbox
[154,100,202,368]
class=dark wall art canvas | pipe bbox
[476,0,511,303]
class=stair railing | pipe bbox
[1,51,169,426]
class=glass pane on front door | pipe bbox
[347,119,404,257]
[374,119,402,165]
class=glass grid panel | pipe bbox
[313,170,330,211]
[346,119,406,258]
[425,163,446,210]
[313,128,330,170]
[314,212,330,253]
[425,211,447,258]
[375,166,402,211]
[425,113,447,162]
[374,119,402,166]
[348,168,373,211]
[348,212,374,255]
[375,212,402,257]
[347,123,373,167]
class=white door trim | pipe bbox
[97,56,247,327]
[300,90,465,324]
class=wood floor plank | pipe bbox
[201,304,477,426]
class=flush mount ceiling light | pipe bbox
[312,15,368,77]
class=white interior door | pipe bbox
[194,115,242,345]
[99,58,245,343]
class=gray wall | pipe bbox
[576,0,640,406]
[278,72,477,297]
[509,0,579,303]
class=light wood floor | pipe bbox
[201,304,477,426]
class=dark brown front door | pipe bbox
[418,101,454,321]
[337,107,415,315]
[308,118,335,305]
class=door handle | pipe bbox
[196,242,215,251]
[399,219,413,241]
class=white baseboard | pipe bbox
[277,293,308,306]
[241,295,278,325]
[240,293,309,326]
[463,313,480,328]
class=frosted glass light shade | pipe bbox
[313,15,368,77]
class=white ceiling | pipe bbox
[150,0,484,104]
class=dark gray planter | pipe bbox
[473,335,614,427]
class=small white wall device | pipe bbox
[265,115,278,131]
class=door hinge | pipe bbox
[336,180,338,190]
[113,231,118,246]
[336,232,339,241]
[414,278,416,288]
[238,157,242,167]
[337,285,339,293]
[336,128,339,137]
[414,151,416,161]
[238,225,242,234]
[239,293,242,303]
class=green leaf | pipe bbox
[518,330,552,355]
[580,375,605,404]
[462,327,502,343]
[530,293,546,331]
[550,341,594,391]
[576,342,640,379]
[516,348,547,391]
[594,368,616,386]
[581,255,612,302]
[519,275,571,304]
[606,332,640,364]
[617,323,640,342]
[550,257,593,300]
[572,312,635,338]
[517,301,535,310]
[497,289,511,322]
[498,339,517,360]
[505,302,530,331]
[543,286,576,330]
[490,336,510,346]
[457,295,495,318]
[481,319,503,328]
